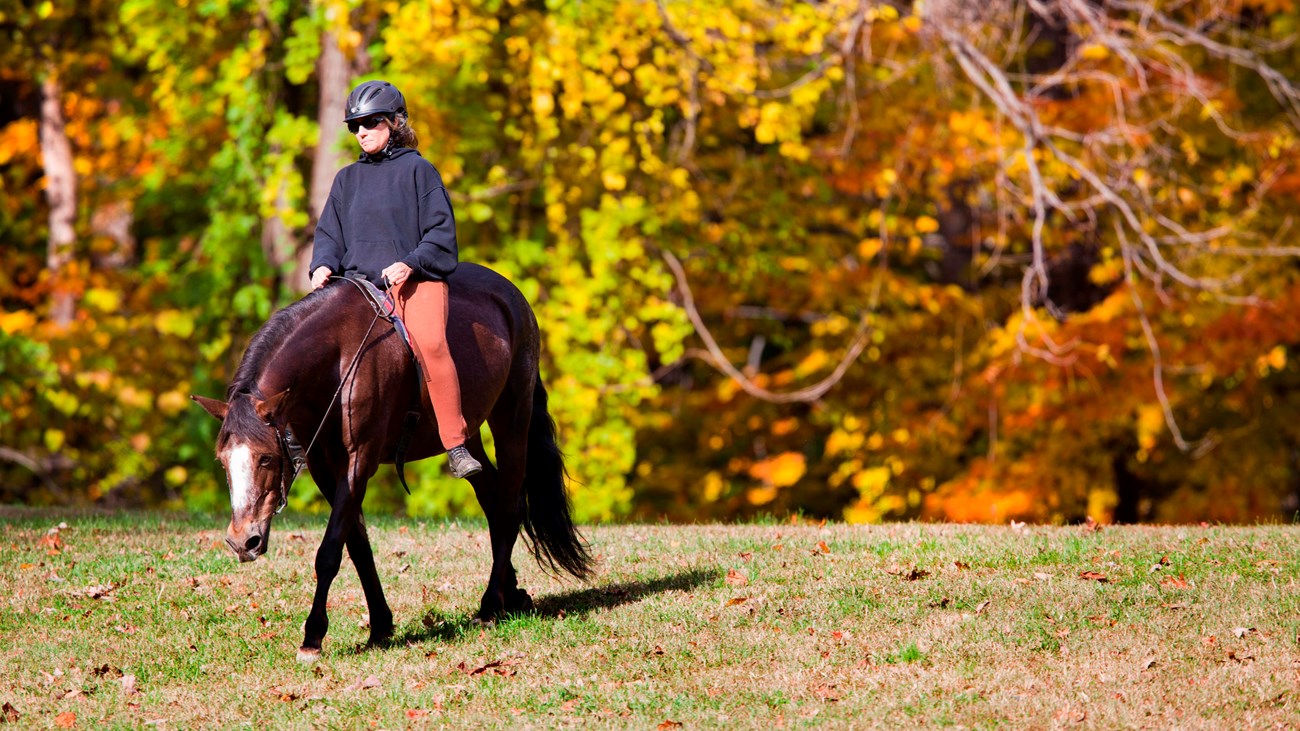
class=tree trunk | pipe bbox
[297,29,353,293]
[40,74,77,326]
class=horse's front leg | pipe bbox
[298,486,361,662]
[347,510,393,646]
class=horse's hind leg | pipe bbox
[468,425,532,621]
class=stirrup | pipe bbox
[447,445,482,479]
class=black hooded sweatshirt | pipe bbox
[310,146,458,284]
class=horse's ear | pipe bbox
[253,389,290,422]
[191,395,229,422]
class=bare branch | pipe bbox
[662,250,872,403]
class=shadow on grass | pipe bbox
[381,566,720,649]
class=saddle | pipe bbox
[338,275,424,494]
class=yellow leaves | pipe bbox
[1088,257,1124,287]
[0,119,38,166]
[157,390,191,416]
[532,91,555,117]
[44,428,65,452]
[1079,43,1110,62]
[84,288,122,314]
[153,310,195,338]
[748,452,806,489]
[1256,346,1287,377]
[0,310,37,335]
[1136,404,1165,455]
[702,471,725,502]
[602,171,627,191]
[914,215,939,234]
[852,466,891,494]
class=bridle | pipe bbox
[261,277,395,514]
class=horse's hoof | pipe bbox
[297,647,321,664]
[505,590,535,613]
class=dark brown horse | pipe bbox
[192,263,593,661]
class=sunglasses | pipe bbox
[347,115,389,134]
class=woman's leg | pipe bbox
[393,279,469,450]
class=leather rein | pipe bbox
[266,277,397,513]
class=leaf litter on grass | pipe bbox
[2,510,1300,729]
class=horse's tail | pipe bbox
[521,374,595,581]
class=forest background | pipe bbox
[5,0,1300,526]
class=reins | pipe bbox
[269,277,396,512]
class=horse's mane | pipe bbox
[226,285,343,402]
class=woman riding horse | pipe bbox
[310,79,481,480]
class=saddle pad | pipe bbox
[347,276,417,362]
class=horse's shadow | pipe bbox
[378,566,719,649]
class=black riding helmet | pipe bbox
[344,80,406,123]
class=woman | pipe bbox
[309,79,482,480]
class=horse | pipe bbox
[191,263,594,662]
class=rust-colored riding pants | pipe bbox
[392,279,469,449]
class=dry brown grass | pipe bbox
[2,509,1298,729]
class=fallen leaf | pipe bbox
[345,674,382,691]
[406,709,431,719]
[1083,516,1102,533]
[1227,651,1255,664]
[1233,627,1256,638]
[1079,571,1109,583]
[1160,574,1189,589]
[953,561,970,570]
[1140,656,1157,670]
[725,569,748,587]
[975,599,991,614]
[726,597,748,607]
[814,541,831,555]
[658,721,683,730]
[457,659,517,677]
[54,711,75,729]
[119,674,139,696]
[84,584,115,599]
[904,567,930,581]
[811,682,840,701]
[40,532,64,553]
[1033,572,1052,581]
[2,702,18,722]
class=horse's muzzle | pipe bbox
[226,521,270,563]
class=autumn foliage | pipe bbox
[3,1,1300,524]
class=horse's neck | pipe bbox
[253,289,353,398]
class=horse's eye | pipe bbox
[258,454,275,469]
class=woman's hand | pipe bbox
[310,266,332,290]
[381,262,413,289]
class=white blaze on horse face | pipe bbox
[225,442,257,515]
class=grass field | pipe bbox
[2,507,1298,729]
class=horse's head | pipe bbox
[192,391,294,563]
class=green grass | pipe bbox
[2,508,1299,729]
